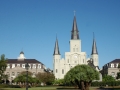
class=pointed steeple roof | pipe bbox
[20,51,24,54]
[53,36,60,55]
[91,33,98,55]
[71,15,79,40]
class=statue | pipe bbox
[87,58,96,69]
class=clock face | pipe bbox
[74,55,78,59]
[74,55,78,58]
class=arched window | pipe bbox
[75,61,77,63]
[17,72,20,76]
[73,48,75,52]
[68,59,69,63]
[12,72,15,76]
[76,48,78,52]
[56,69,57,73]
[62,69,64,74]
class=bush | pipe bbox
[9,85,21,88]
[0,84,21,88]
[91,81,120,87]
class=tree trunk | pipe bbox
[75,80,80,89]
[85,81,91,90]
[85,82,89,90]
[81,81,85,90]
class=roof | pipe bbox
[91,33,98,55]
[20,51,24,54]
[53,37,60,55]
[109,59,120,63]
[71,16,79,40]
[7,59,44,65]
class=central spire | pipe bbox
[71,13,79,40]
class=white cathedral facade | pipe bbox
[53,15,99,79]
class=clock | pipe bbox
[74,55,78,58]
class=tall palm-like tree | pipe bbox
[2,74,9,84]
[0,54,7,81]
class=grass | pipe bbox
[1,86,120,90]
[0,87,56,90]
[1,87,56,90]
[3,86,120,90]
[0,86,98,90]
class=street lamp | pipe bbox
[25,63,30,90]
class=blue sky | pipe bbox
[0,0,120,69]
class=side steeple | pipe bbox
[53,36,60,55]
[91,33,98,55]
[71,15,79,40]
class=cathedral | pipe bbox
[53,15,99,79]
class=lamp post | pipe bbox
[25,63,29,90]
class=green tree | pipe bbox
[53,79,64,85]
[118,63,120,71]
[36,72,55,85]
[64,64,99,90]
[2,74,9,84]
[14,71,39,87]
[116,63,120,79]
[0,54,7,81]
[116,72,120,79]
[102,74,115,82]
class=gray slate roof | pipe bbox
[71,16,79,40]
[7,59,44,65]
[110,59,120,63]
[91,35,98,55]
[53,37,60,55]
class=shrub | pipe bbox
[0,84,21,88]
[91,80,120,87]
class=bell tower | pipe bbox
[91,33,99,66]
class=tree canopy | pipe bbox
[116,72,120,79]
[14,71,40,85]
[102,74,115,82]
[118,63,120,71]
[64,64,99,90]
[0,54,7,81]
[36,72,55,85]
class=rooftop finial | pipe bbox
[74,10,76,16]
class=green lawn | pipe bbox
[0,86,98,90]
[1,86,120,90]
[0,87,56,90]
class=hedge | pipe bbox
[0,84,21,88]
[91,81,120,87]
